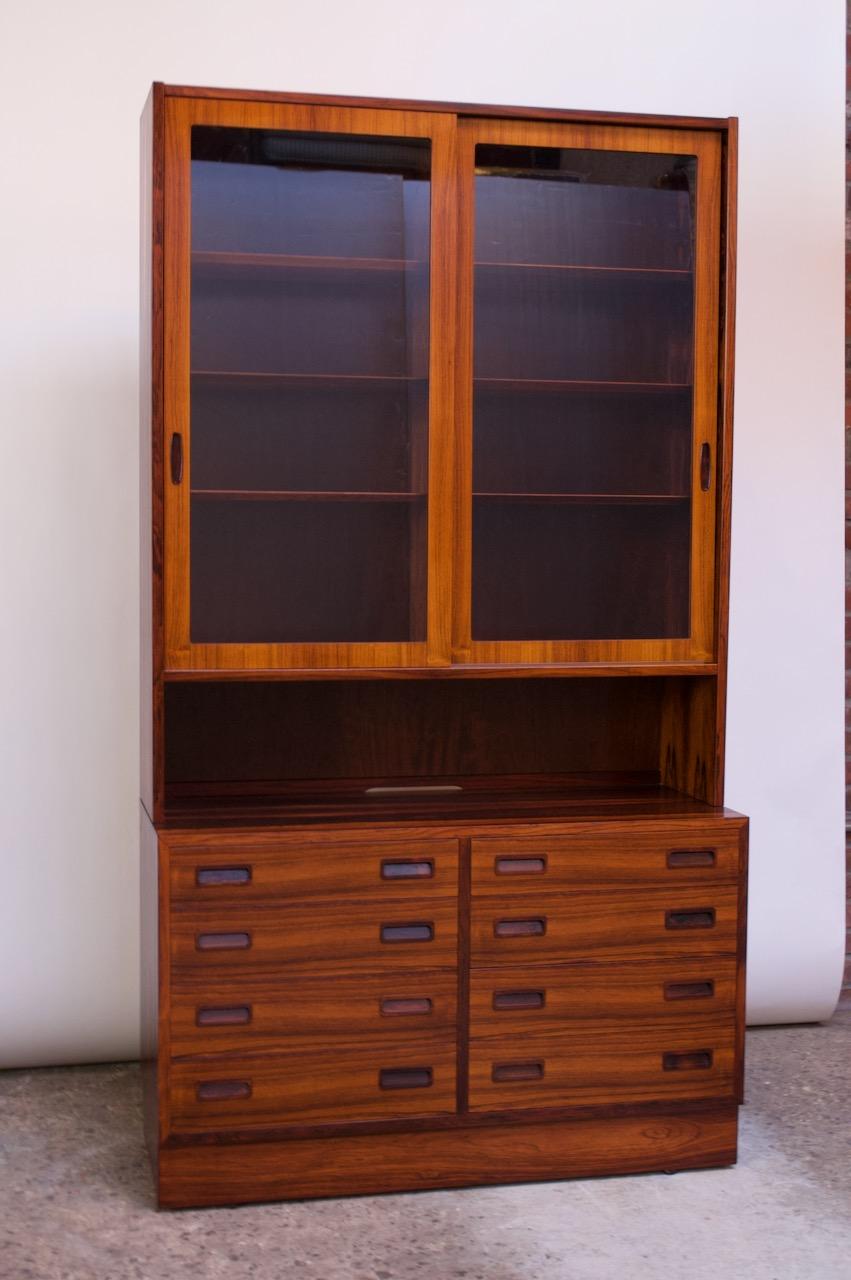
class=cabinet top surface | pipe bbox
[154,82,735,131]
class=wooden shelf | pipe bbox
[192,370,425,389]
[476,259,691,279]
[473,492,688,506]
[161,776,731,829]
[474,377,692,393]
[193,251,425,273]
[191,489,426,503]
[162,662,718,683]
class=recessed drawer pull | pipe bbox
[196,931,251,951]
[379,1067,433,1090]
[495,856,547,875]
[381,859,434,880]
[665,908,715,930]
[380,996,433,1016]
[492,990,546,1011]
[664,980,715,1001]
[667,849,716,869]
[494,918,546,938]
[196,1079,252,1101]
[380,922,434,943]
[365,785,462,796]
[663,1050,713,1072]
[492,1061,545,1083]
[196,866,251,887]
[196,1005,252,1026]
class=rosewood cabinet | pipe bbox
[140,83,746,1209]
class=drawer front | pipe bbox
[169,1040,456,1132]
[469,1018,736,1111]
[471,822,742,895]
[471,885,737,965]
[169,837,458,906]
[170,896,458,974]
[170,970,457,1058]
[470,957,737,1038]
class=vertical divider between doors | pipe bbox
[451,123,476,662]
[456,837,472,1113]
[425,114,460,666]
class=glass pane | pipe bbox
[471,145,696,641]
[189,126,431,643]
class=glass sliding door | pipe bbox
[457,122,720,665]
[163,100,456,670]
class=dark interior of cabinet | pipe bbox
[163,676,716,822]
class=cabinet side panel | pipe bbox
[713,121,738,805]
[140,805,160,1168]
[140,83,165,819]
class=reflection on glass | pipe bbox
[189,126,431,644]
[471,145,696,641]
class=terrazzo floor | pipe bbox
[1,1012,849,1280]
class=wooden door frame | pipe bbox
[162,96,457,672]
[451,117,723,667]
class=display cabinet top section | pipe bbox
[155,83,735,132]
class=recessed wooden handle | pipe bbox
[196,931,251,951]
[494,918,546,938]
[196,1079,252,1101]
[663,1050,713,1072]
[667,849,716,869]
[170,431,183,484]
[665,909,715,930]
[492,1061,544,1083]
[380,922,434,943]
[700,441,711,491]
[664,980,715,1001]
[196,866,252,886]
[495,856,547,875]
[492,990,546,1011]
[365,785,462,796]
[381,859,434,880]
[380,996,433,1016]
[379,1067,433,1090]
[196,1005,252,1026]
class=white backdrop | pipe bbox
[0,0,844,1067]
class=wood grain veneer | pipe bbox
[141,84,744,1208]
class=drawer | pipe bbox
[170,896,458,974]
[471,822,742,895]
[169,1040,456,1133]
[470,957,737,1038]
[170,970,457,1058]
[471,884,737,965]
[469,1017,736,1111]
[167,836,458,906]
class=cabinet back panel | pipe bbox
[165,678,665,784]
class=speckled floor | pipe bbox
[1,1014,849,1280]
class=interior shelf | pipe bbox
[191,490,426,503]
[473,492,688,505]
[475,260,692,279]
[193,250,425,273]
[192,370,427,388]
[474,377,692,393]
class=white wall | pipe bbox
[0,0,844,1067]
